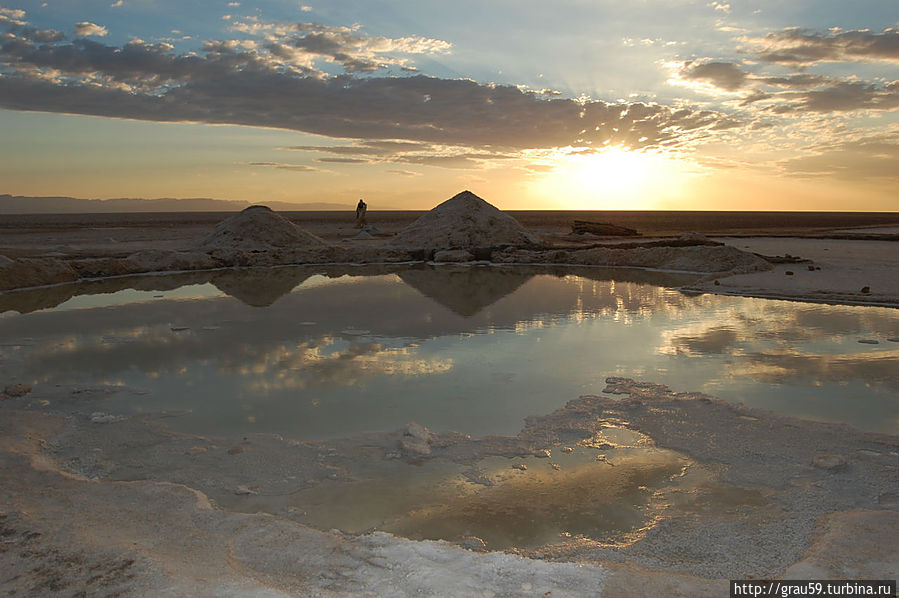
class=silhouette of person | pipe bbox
[355,199,368,227]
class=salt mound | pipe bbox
[196,205,326,251]
[390,191,539,250]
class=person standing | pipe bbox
[355,199,368,227]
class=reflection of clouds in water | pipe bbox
[23,325,196,382]
[6,268,899,405]
[502,275,703,329]
[8,272,710,419]
[233,339,454,393]
[660,326,739,356]
[791,306,899,338]
[727,349,899,392]
[656,297,899,391]
[661,298,899,356]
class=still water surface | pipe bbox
[2,264,897,437]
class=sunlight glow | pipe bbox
[531,147,699,210]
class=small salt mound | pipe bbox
[196,205,326,251]
[390,190,539,250]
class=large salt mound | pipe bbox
[196,205,326,252]
[390,191,539,250]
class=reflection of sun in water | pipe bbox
[532,147,698,209]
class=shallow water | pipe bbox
[2,264,898,438]
[3,264,898,553]
[270,443,691,551]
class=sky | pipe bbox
[1,1,897,211]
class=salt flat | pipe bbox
[1,204,898,596]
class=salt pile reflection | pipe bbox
[1,264,896,437]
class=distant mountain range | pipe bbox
[0,194,352,214]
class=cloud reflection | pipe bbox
[658,300,899,391]
[1,266,708,391]
[2,266,896,436]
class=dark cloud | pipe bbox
[285,141,433,156]
[773,81,899,113]
[756,73,832,89]
[753,27,899,66]
[739,90,772,106]
[0,38,729,156]
[674,54,896,115]
[0,17,733,158]
[679,27,899,117]
[710,118,743,130]
[680,61,747,91]
[292,140,516,169]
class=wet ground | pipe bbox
[1,265,897,596]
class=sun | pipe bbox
[531,147,697,210]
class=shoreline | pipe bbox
[2,208,898,307]
[3,247,897,310]
[3,255,898,311]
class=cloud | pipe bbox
[762,81,899,114]
[794,81,899,113]
[679,61,747,91]
[748,27,899,66]
[285,141,515,169]
[111,0,124,7]
[285,141,433,156]
[0,7,26,21]
[315,157,371,164]
[678,27,899,115]
[229,19,452,74]
[755,73,833,89]
[0,8,62,41]
[0,40,731,156]
[246,162,321,172]
[779,132,899,181]
[74,21,108,37]
[0,14,739,162]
